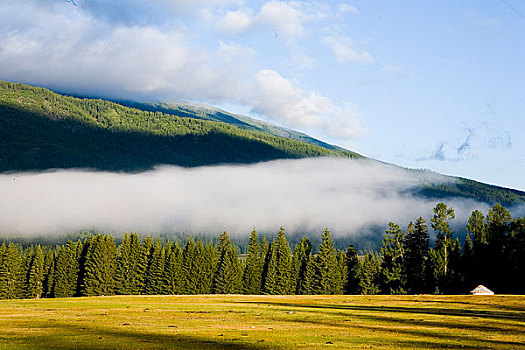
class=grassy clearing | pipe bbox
[0,295,523,349]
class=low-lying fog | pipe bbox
[0,158,494,237]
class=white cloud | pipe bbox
[218,1,328,39]
[219,8,254,33]
[338,3,359,15]
[323,35,373,63]
[247,70,366,138]
[0,1,366,141]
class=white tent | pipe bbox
[469,285,494,295]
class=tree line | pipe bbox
[0,203,523,299]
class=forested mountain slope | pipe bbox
[119,101,345,151]
[1,80,524,206]
[0,81,358,171]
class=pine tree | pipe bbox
[485,204,512,291]
[336,249,347,294]
[317,229,342,294]
[0,243,7,298]
[405,217,430,294]
[273,227,293,294]
[42,248,56,298]
[194,239,214,294]
[137,236,153,294]
[431,203,455,277]
[53,241,80,297]
[344,244,360,294]
[508,217,525,293]
[466,209,487,286]
[181,238,198,294]
[380,222,406,294]
[163,243,183,294]
[26,245,45,299]
[0,243,22,299]
[243,229,262,294]
[291,237,311,294]
[145,238,165,295]
[214,232,242,294]
[259,236,270,292]
[81,234,117,296]
[462,234,475,289]
[446,238,464,294]
[358,252,381,295]
[301,254,320,295]
[115,233,142,295]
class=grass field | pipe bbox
[0,295,523,349]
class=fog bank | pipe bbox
[0,158,490,237]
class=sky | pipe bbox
[0,0,524,190]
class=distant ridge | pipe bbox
[1,80,524,206]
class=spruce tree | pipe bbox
[42,248,56,298]
[467,209,487,285]
[485,204,512,291]
[137,236,153,294]
[380,222,406,294]
[344,244,360,294]
[259,236,270,292]
[273,227,293,294]
[194,239,214,294]
[53,241,80,297]
[358,252,381,295]
[26,245,45,299]
[115,233,143,295]
[405,218,430,294]
[0,243,7,298]
[337,249,347,294]
[214,232,242,294]
[145,238,165,295]
[181,238,198,294]
[0,243,22,299]
[463,234,475,289]
[81,234,117,296]
[291,237,311,294]
[243,229,262,294]
[317,229,342,294]
[163,243,183,294]
[301,254,319,294]
[262,239,277,294]
[203,242,218,293]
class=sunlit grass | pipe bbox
[0,295,523,349]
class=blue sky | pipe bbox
[1,0,524,190]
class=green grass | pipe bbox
[0,295,523,349]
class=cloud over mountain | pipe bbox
[0,158,488,237]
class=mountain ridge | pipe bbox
[1,80,524,206]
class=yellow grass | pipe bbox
[0,295,523,349]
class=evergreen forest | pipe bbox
[1,203,523,299]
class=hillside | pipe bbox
[119,100,345,151]
[0,81,358,171]
[1,80,524,206]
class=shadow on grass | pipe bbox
[232,300,525,349]
[234,300,525,322]
[11,322,272,350]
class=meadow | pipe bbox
[0,295,523,349]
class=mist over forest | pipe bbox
[1,158,501,241]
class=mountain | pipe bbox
[118,101,345,151]
[0,81,359,171]
[1,80,524,206]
